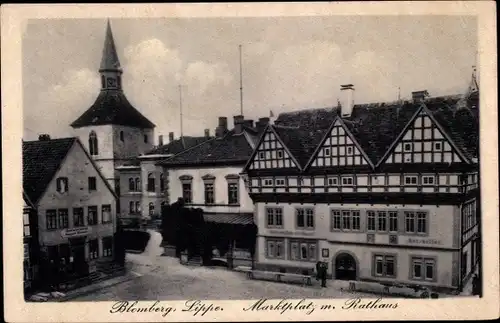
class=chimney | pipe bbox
[412,90,429,103]
[204,129,210,138]
[339,84,355,117]
[215,117,228,138]
[38,134,51,141]
[158,135,164,146]
[169,132,174,142]
[256,117,270,131]
[233,115,244,134]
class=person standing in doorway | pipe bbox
[320,262,328,288]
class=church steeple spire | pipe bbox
[99,19,122,91]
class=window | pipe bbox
[102,205,112,223]
[332,210,360,231]
[266,208,283,227]
[331,210,341,230]
[324,148,331,156]
[160,174,165,192]
[377,211,387,231]
[296,208,314,229]
[342,210,351,230]
[120,131,124,142]
[46,210,57,230]
[374,254,396,277]
[327,177,338,186]
[73,208,84,227]
[88,206,98,225]
[147,173,155,192]
[149,202,155,216]
[266,239,285,259]
[89,131,98,155]
[277,150,284,158]
[275,179,285,186]
[135,202,141,213]
[404,143,413,152]
[182,183,192,203]
[404,176,418,185]
[204,183,215,204]
[341,177,353,186]
[258,151,265,159]
[347,146,353,155]
[56,177,68,193]
[290,240,317,261]
[416,212,427,234]
[263,179,273,186]
[89,239,99,260]
[422,176,435,185]
[352,211,360,230]
[367,211,376,231]
[129,178,135,191]
[88,177,96,191]
[57,209,68,229]
[144,134,148,143]
[103,237,113,257]
[411,257,435,281]
[23,212,30,236]
[228,183,239,205]
[129,201,135,214]
[434,142,442,151]
[405,211,416,233]
[389,211,398,232]
[135,178,140,191]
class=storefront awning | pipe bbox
[203,212,254,225]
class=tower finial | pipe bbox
[100,19,121,72]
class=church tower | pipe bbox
[71,20,156,194]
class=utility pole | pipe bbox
[239,44,243,116]
[178,84,185,147]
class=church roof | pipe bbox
[100,20,121,72]
[71,90,155,128]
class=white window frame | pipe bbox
[422,175,435,186]
[404,176,418,185]
[258,151,265,159]
[277,149,284,159]
[263,179,274,186]
[275,178,285,186]
[324,148,331,156]
[327,177,338,186]
[341,176,354,186]
[403,142,413,152]
[434,142,442,151]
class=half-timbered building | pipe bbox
[242,75,480,293]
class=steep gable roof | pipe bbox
[158,128,262,167]
[70,90,155,129]
[23,138,76,204]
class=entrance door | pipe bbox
[335,253,357,281]
[70,238,87,276]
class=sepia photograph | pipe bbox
[2,2,498,322]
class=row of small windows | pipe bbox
[45,205,112,230]
[403,142,443,152]
[266,207,429,235]
[266,238,318,262]
[129,201,157,216]
[258,149,284,160]
[129,174,164,192]
[180,176,240,205]
[56,177,96,193]
[373,254,437,281]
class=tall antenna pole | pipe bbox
[179,84,184,139]
[239,44,243,116]
[398,87,401,102]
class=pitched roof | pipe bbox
[158,128,262,167]
[273,95,479,168]
[70,90,155,129]
[145,136,211,156]
[23,137,76,204]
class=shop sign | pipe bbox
[406,238,442,245]
[61,226,91,238]
[268,229,315,237]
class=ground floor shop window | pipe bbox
[289,240,317,262]
[411,256,436,281]
[266,238,285,259]
[89,239,99,260]
[103,237,113,257]
[373,254,396,278]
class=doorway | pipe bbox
[334,253,357,281]
[70,238,87,276]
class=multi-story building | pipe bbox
[23,191,39,292]
[242,74,480,293]
[158,115,269,243]
[23,136,118,278]
[117,132,211,221]
[70,20,155,198]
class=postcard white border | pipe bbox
[2,2,498,322]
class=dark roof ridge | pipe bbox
[23,136,78,143]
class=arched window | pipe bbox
[160,173,165,192]
[149,202,155,216]
[120,131,124,142]
[147,173,155,192]
[135,177,140,192]
[128,178,134,191]
[135,202,141,213]
[129,201,134,213]
[88,131,98,156]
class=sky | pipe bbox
[22,16,477,142]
